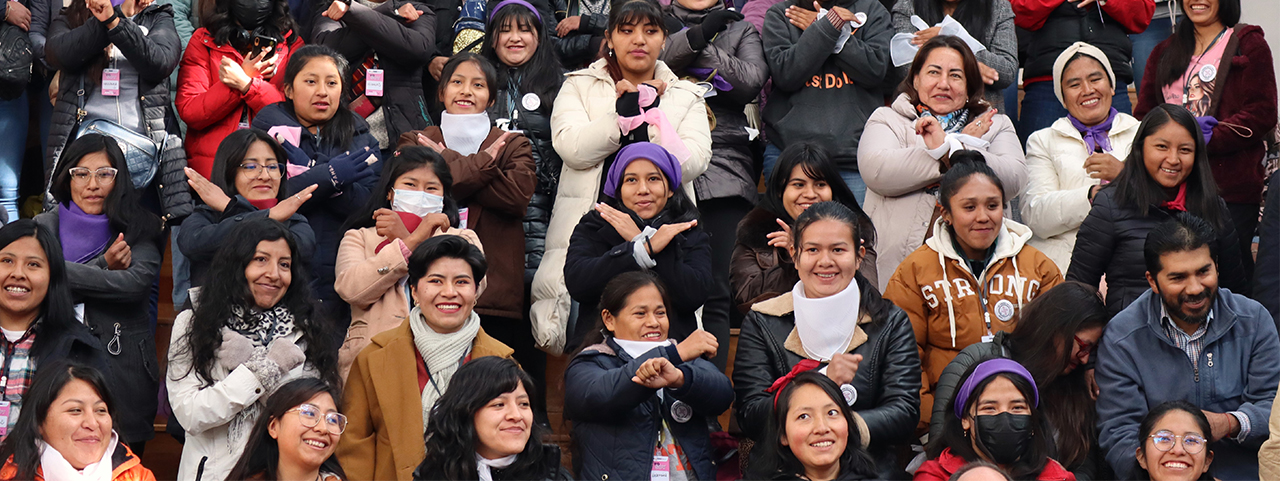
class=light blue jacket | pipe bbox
[1096,288,1279,480]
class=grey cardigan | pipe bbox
[889,0,1017,111]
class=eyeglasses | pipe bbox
[69,167,119,184]
[285,403,348,434]
[1072,335,1096,363]
[239,162,284,178]
[1149,430,1207,454]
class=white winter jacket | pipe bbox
[530,59,712,353]
[859,94,1027,291]
[1021,114,1139,270]
[166,309,319,481]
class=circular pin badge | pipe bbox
[994,299,1016,322]
[1199,64,1217,83]
[841,384,858,406]
[671,400,693,423]
[522,92,541,111]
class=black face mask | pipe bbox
[974,412,1033,465]
[231,0,273,29]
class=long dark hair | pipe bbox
[748,371,877,480]
[912,0,993,41]
[1110,103,1225,230]
[226,378,348,481]
[1005,281,1108,468]
[438,53,501,109]
[791,201,896,321]
[1155,0,1241,88]
[1137,401,1215,481]
[482,2,564,114]
[417,357,554,480]
[51,134,163,247]
[602,0,668,82]
[203,0,299,52]
[173,218,339,388]
[212,129,291,203]
[928,367,1052,480]
[900,35,990,118]
[939,152,1007,211]
[763,142,876,251]
[343,146,461,231]
[281,45,361,151]
[577,270,670,351]
[0,220,83,360]
[0,360,114,481]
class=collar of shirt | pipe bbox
[1160,301,1214,342]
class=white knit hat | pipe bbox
[1052,41,1117,107]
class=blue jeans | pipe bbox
[1020,80,1132,146]
[763,143,867,206]
[0,92,28,222]
[1130,20,1175,96]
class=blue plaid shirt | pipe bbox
[1161,303,1251,442]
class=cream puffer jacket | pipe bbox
[1021,114,1140,271]
[530,59,712,354]
[859,93,1027,291]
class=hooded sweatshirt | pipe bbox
[883,217,1062,428]
[760,0,893,171]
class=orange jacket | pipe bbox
[0,443,156,481]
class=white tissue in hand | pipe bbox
[891,15,988,67]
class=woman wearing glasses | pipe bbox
[1135,401,1214,481]
[179,130,318,292]
[925,282,1109,478]
[227,378,350,481]
[35,134,165,455]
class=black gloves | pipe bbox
[686,9,742,50]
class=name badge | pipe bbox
[458,207,469,230]
[102,69,121,96]
[651,455,670,481]
[981,334,995,343]
[238,122,251,130]
[0,401,10,438]
[365,69,385,97]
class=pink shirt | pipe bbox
[1161,27,1233,117]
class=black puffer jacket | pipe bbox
[551,0,607,68]
[1021,1,1138,85]
[564,208,713,346]
[732,275,920,480]
[565,338,733,481]
[1067,188,1248,316]
[34,210,161,444]
[488,68,564,284]
[45,4,189,220]
[1256,173,1279,325]
[312,0,436,145]
[413,444,574,481]
[661,1,767,204]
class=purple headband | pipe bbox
[953,358,1040,419]
[602,142,682,198]
[488,0,543,23]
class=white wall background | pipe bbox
[1240,0,1280,94]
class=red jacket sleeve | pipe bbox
[1101,0,1154,34]
[243,35,304,112]
[175,30,245,131]
[1010,0,1066,30]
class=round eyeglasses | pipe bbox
[1148,430,1207,454]
[286,403,348,435]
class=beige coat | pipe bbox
[1259,382,1280,479]
[334,226,483,381]
[859,94,1028,291]
[1021,114,1140,271]
[530,59,712,354]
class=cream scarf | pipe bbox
[408,305,481,431]
[476,453,518,481]
[440,112,492,156]
[38,431,118,481]
[791,280,861,361]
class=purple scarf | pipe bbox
[1067,107,1118,153]
[58,202,113,264]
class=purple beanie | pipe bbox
[602,142,682,198]
[953,358,1040,419]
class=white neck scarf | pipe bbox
[408,305,482,432]
[440,112,492,156]
[476,453,518,481]
[611,338,673,359]
[791,279,861,361]
[39,431,118,481]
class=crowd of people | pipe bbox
[0,0,1277,478]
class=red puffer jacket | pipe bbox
[0,442,157,481]
[175,28,303,176]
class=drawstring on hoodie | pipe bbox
[937,247,958,348]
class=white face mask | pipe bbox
[392,189,445,217]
